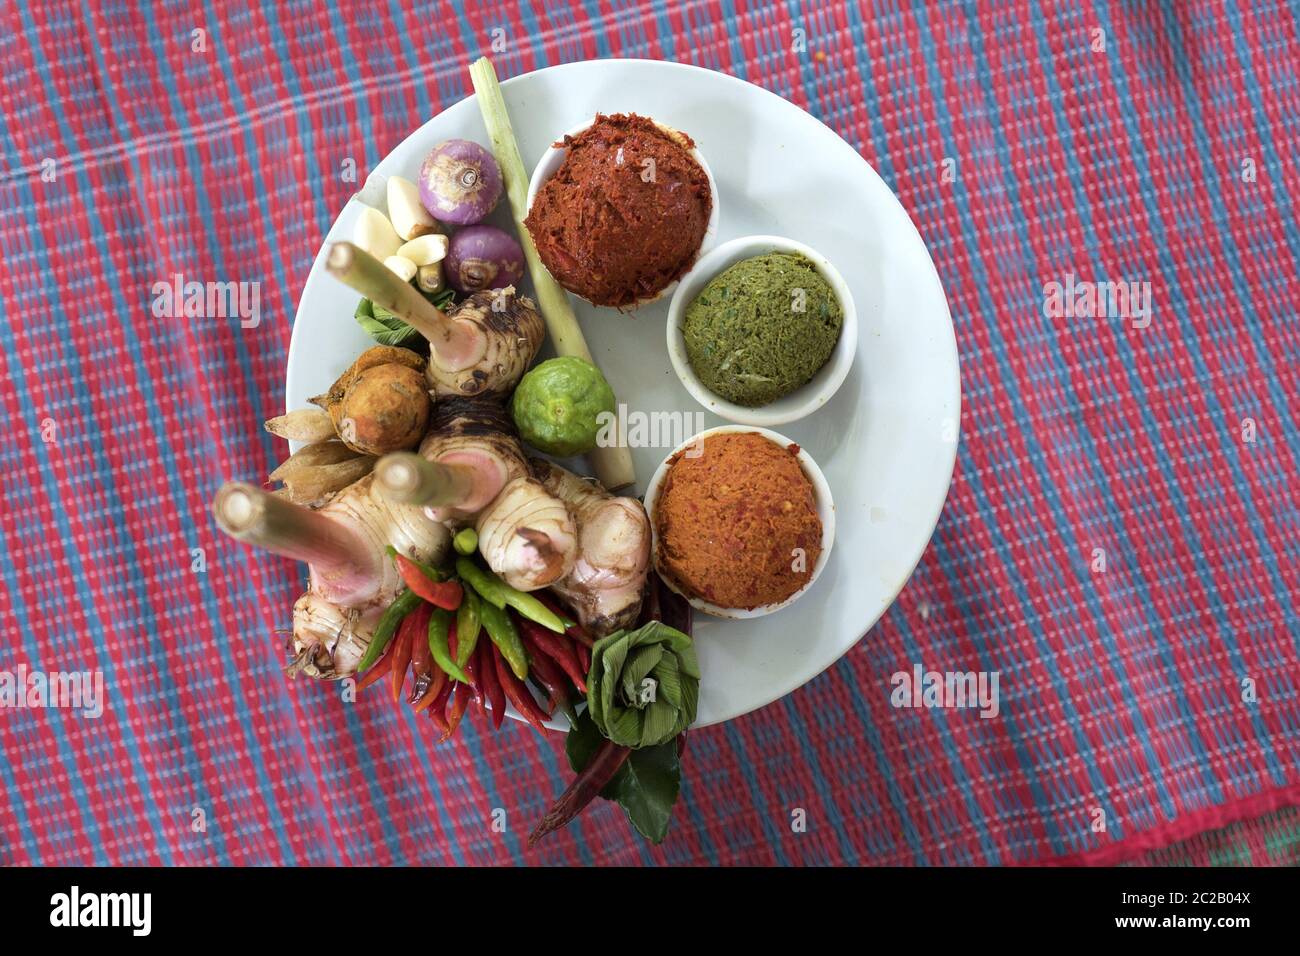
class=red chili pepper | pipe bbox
[528,739,631,846]
[394,553,464,610]
[471,643,490,719]
[464,642,486,712]
[575,642,590,675]
[389,614,419,704]
[439,684,472,743]
[412,669,447,714]
[493,640,549,733]
[356,653,392,692]
[522,648,567,713]
[520,631,577,706]
[426,679,453,733]
[479,642,506,730]
[519,619,587,693]
[467,642,488,717]
[407,604,435,703]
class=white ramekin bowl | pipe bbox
[526,116,720,308]
[643,425,836,620]
[666,235,858,427]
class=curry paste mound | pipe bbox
[683,252,843,407]
[654,432,822,610]
[526,113,711,308]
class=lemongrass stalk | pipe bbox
[373,451,477,508]
[326,241,484,371]
[213,481,378,581]
[469,56,637,491]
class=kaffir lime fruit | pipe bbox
[511,357,616,457]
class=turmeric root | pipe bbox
[309,345,431,456]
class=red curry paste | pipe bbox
[525,113,711,308]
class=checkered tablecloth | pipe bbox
[1,0,1298,865]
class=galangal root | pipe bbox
[373,397,577,592]
[475,475,577,593]
[533,459,651,637]
[213,474,450,679]
[325,240,544,398]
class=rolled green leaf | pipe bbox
[355,297,420,346]
[354,290,456,347]
[587,621,700,749]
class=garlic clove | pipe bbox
[353,206,403,261]
[384,255,418,283]
[417,262,445,294]
[388,175,440,241]
[397,234,450,266]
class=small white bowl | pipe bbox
[666,235,858,426]
[643,425,836,620]
[526,116,720,308]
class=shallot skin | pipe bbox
[445,225,525,293]
[418,139,503,225]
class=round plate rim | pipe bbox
[286,57,962,730]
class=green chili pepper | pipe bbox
[453,527,478,556]
[479,599,528,680]
[455,557,566,634]
[506,592,566,634]
[455,558,507,608]
[427,607,471,683]
[357,589,422,672]
[455,587,482,668]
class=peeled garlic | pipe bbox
[397,233,449,266]
[387,175,439,241]
[353,206,402,261]
[417,262,444,294]
[384,255,418,282]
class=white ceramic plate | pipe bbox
[286,59,960,729]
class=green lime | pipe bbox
[511,357,616,457]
